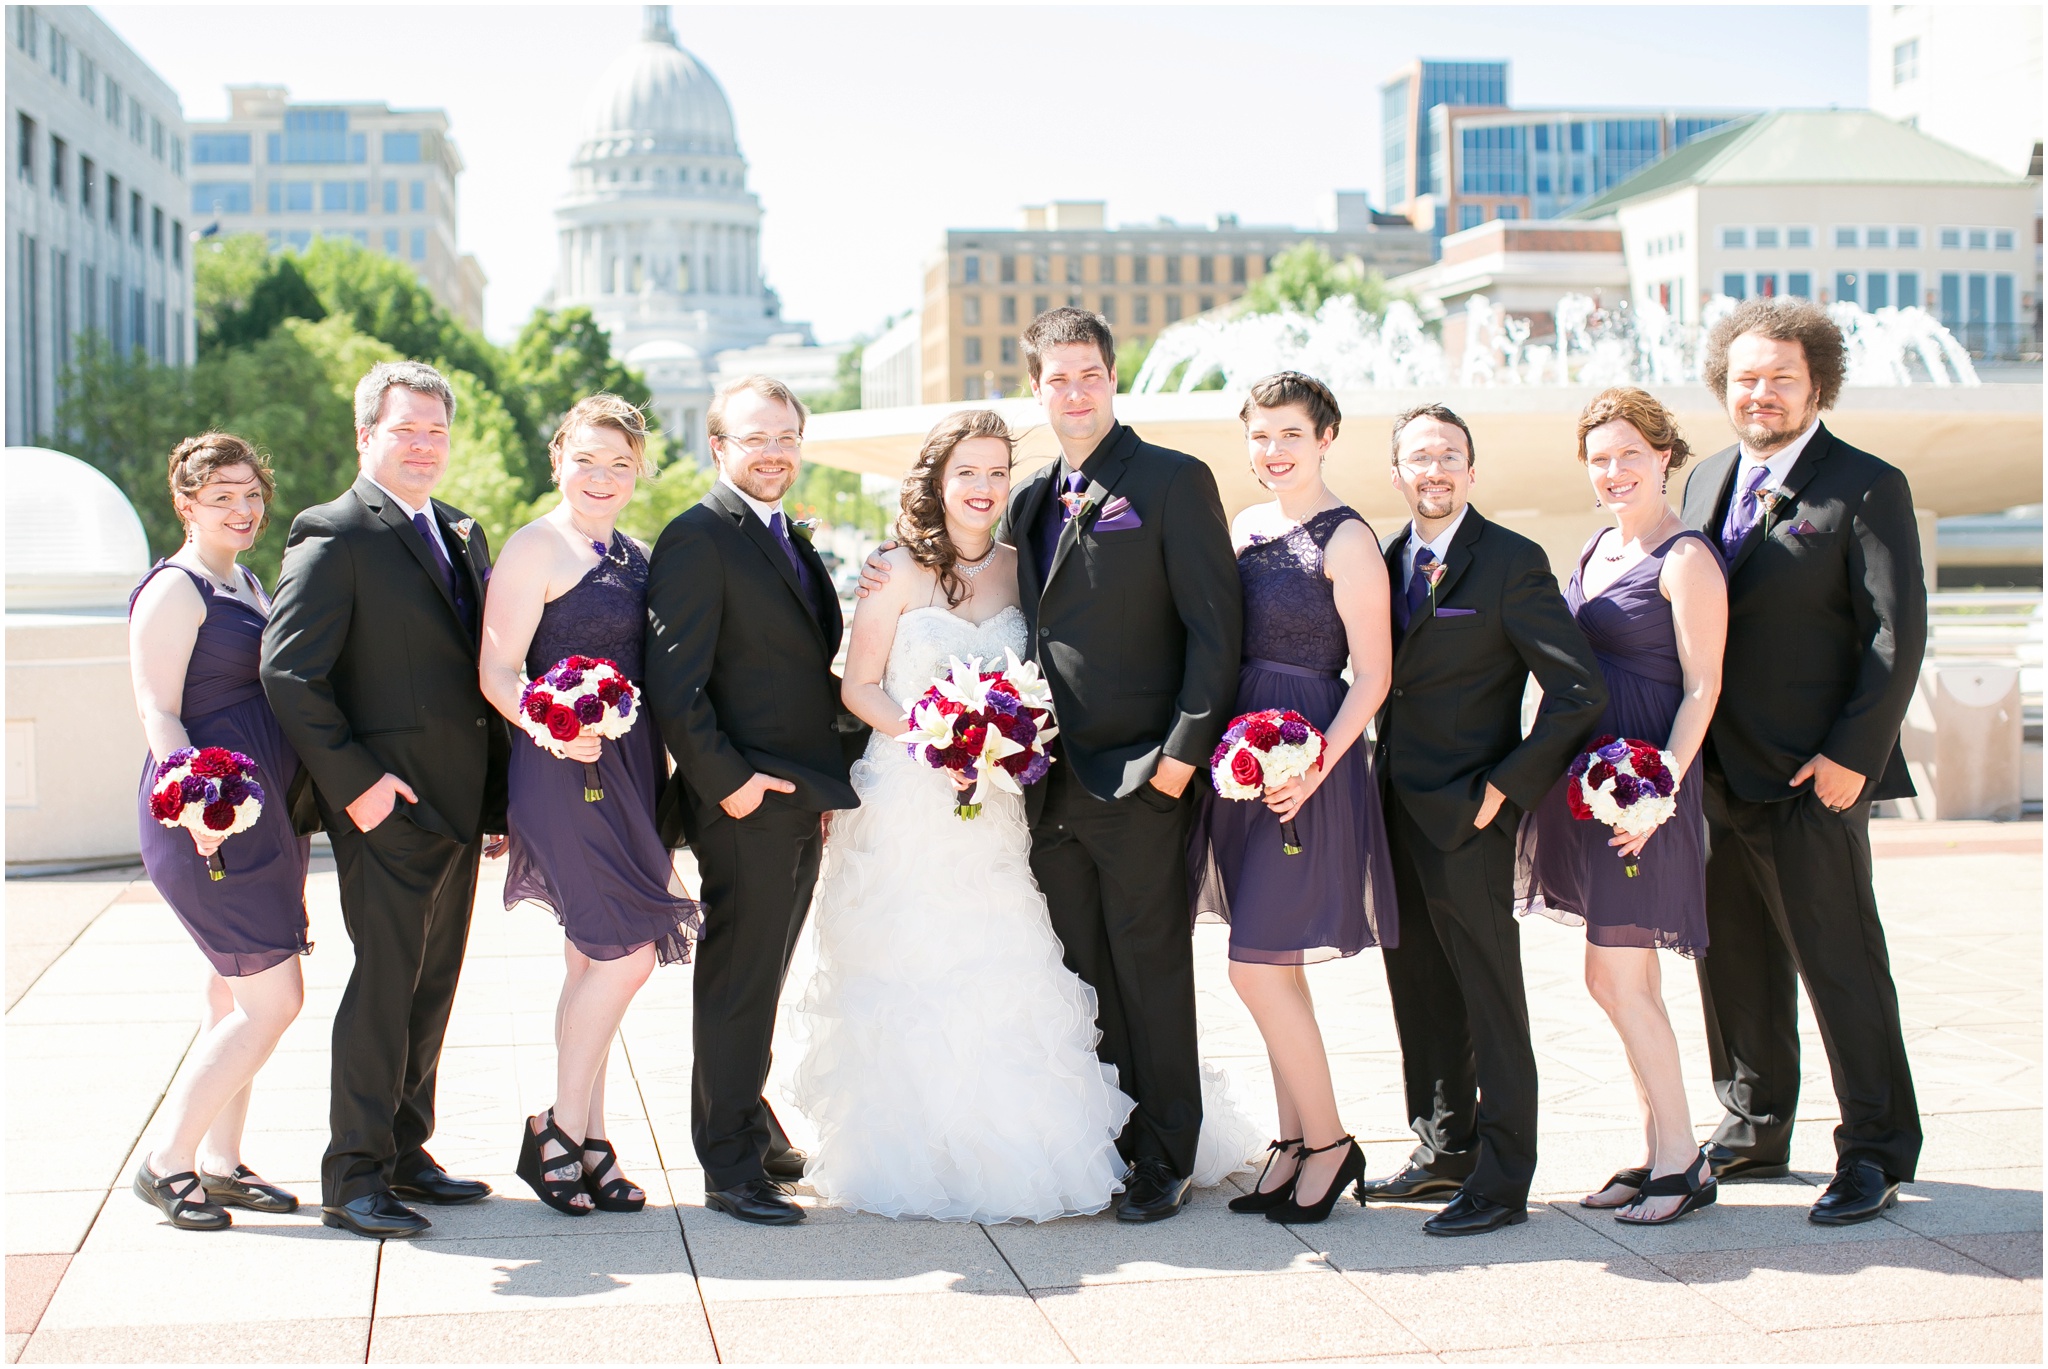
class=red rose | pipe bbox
[149,786,184,822]
[201,800,236,831]
[523,689,553,723]
[1590,734,1617,752]
[1229,748,1264,788]
[546,705,582,742]
[1245,719,1283,751]
[956,723,987,755]
[1566,783,1595,820]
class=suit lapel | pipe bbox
[1687,447,1740,535]
[1726,424,1834,580]
[711,483,826,648]
[1009,464,1055,604]
[1398,506,1485,647]
[433,500,487,606]
[353,476,460,623]
[1044,427,1134,597]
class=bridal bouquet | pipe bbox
[1566,734,1678,876]
[1211,709,1326,856]
[900,650,1058,819]
[520,655,638,802]
[148,746,264,881]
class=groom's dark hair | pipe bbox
[1023,307,1116,382]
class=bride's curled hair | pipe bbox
[897,408,1015,608]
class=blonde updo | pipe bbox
[550,393,656,480]
[167,432,275,533]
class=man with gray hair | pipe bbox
[262,360,511,1239]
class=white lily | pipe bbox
[975,727,1028,792]
[934,655,996,712]
[1001,648,1056,713]
[899,699,958,754]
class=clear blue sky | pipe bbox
[101,4,1870,344]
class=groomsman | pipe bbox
[1680,298,1926,1224]
[261,362,509,1238]
[1361,405,1605,1235]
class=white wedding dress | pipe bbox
[789,604,1260,1223]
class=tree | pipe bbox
[1114,336,1153,392]
[195,234,325,357]
[808,339,865,414]
[1240,241,1405,318]
[503,306,654,491]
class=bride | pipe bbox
[789,409,1257,1223]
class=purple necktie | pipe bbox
[412,511,474,633]
[1394,546,1436,635]
[1720,464,1772,558]
[768,511,816,602]
[1037,470,1088,583]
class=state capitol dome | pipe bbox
[577,7,738,161]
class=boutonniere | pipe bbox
[1059,489,1097,521]
[1424,559,1448,613]
[787,516,818,545]
[450,518,476,546]
[1756,488,1795,535]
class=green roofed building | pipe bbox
[1569,110,2038,357]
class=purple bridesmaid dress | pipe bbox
[1515,530,1723,955]
[503,534,701,963]
[132,562,312,976]
[1189,507,1398,963]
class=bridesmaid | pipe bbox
[128,433,312,1230]
[1515,386,1728,1224]
[1189,371,1397,1224]
[480,394,701,1217]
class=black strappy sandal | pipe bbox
[515,1111,592,1216]
[1614,1149,1717,1226]
[1580,1165,1653,1209]
[1229,1138,1304,1214]
[132,1160,231,1230]
[580,1136,647,1213]
[199,1164,300,1214]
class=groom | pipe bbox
[646,375,863,1226]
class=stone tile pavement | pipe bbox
[5,821,2039,1363]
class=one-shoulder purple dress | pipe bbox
[1515,530,1722,956]
[503,534,701,964]
[1189,507,1398,964]
[132,561,312,977]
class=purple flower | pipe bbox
[615,693,634,718]
[553,668,585,691]
[1596,740,1630,764]
[924,744,947,768]
[1210,742,1229,767]
[1018,753,1051,786]
[1278,719,1308,745]
[218,777,249,806]
[180,775,208,803]
[201,779,222,807]
[986,692,1020,717]
[1612,774,1642,806]
[1651,771,1674,798]
[230,752,257,774]
[1569,753,1591,780]
[244,779,265,807]
[165,746,196,767]
[575,695,604,725]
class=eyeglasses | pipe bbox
[1397,453,1469,473]
[718,433,802,455]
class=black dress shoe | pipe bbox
[1116,1157,1193,1223]
[1422,1189,1528,1236]
[762,1146,808,1181]
[705,1179,806,1225]
[1703,1142,1791,1183]
[1809,1161,1898,1226]
[322,1192,431,1238]
[390,1165,492,1206]
[1357,1161,1465,1203]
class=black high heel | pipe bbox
[580,1136,647,1213]
[1266,1136,1366,1225]
[1229,1138,1304,1214]
[1614,1148,1717,1226]
[516,1111,592,1216]
[1580,1165,1652,1209]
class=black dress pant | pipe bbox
[1380,797,1539,1205]
[324,815,481,1205]
[688,800,821,1191]
[1031,759,1202,1177]
[1697,765,1921,1180]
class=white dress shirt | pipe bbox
[1738,416,1821,494]
[1400,502,1471,588]
[367,476,451,562]
[718,473,785,527]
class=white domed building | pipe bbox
[555,7,838,455]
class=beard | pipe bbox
[729,463,794,503]
[1735,397,1818,454]
[1414,487,1461,521]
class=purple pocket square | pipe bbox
[1093,496,1142,531]
[1785,519,1822,536]
[1433,607,1478,617]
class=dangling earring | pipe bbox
[1593,497,1602,509]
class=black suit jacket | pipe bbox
[645,482,862,842]
[1680,422,1925,804]
[1009,422,1242,802]
[259,475,510,843]
[1375,506,1607,852]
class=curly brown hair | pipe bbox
[897,409,1015,608]
[167,432,276,534]
[1703,297,1847,411]
[1575,387,1692,472]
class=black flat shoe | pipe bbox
[391,1163,492,1206]
[1357,1161,1465,1203]
[321,1191,430,1239]
[132,1162,230,1231]
[762,1146,808,1181]
[1809,1160,1898,1226]
[1422,1188,1528,1236]
[1229,1138,1303,1214]
[1615,1149,1717,1226]
[580,1136,647,1213]
[705,1179,805,1225]
[516,1111,592,1216]
[1581,1165,1652,1209]
[1703,1142,1791,1183]
[1268,1136,1366,1225]
[1117,1157,1193,1223]
[199,1164,299,1214]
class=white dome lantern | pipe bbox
[5,446,153,612]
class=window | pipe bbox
[151,117,164,161]
[16,112,33,184]
[192,133,251,164]
[1099,295,1116,323]
[381,131,422,163]
[1165,295,1183,322]
[1032,294,1048,314]
[962,254,980,283]
[963,336,982,365]
[1756,272,1778,297]
[1939,272,1961,323]
[410,228,425,260]
[409,180,424,211]
[1132,255,1150,284]
[999,254,1015,283]
[1788,272,1812,298]
[172,138,182,175]
[1939,227,1962,249]
[79,155,92,211]
[1897,226,1921,249]
[1132,294,1150,324]
[105,173,118,226]
[1966,227,1988,250]
[1994,273,2015,325]
[1720,226,1746,249]
[104,77,120,127]
[321,181,351,212]
[1866,272,1890,309]
[1064,255,1081,285]
[130,190,142,241]
[382,179,397,213]
[1497,204,1520,220]
[1995,229,2015,251]
[1000,337,1017,365]
[278,108,360,163]
[1865,226,1890,249]
[49,135,64,197]
[1460,204,1485,231]
[271,181,315,212]
[1896,270,1921,308]
[1569,122,1585,152]
[383,228,398,254]
[1834,271,1857,305]
[1231,254,1246,285]
[1100,254,1116,283]
[287,229,311,251]
[1198,294,1214,312]
[1066,292,1081,309]
[1834,226,1858,248]
[962,295,981,326]
[1893,38,1919,85]
[109,274,121,342]
[1753,227,1779,248]
[1165,256,1182,284]
[152,206,164,255]
[171,220,183,267]
[1032,254,1048,284]
[1458,123,1528,195]
[1967,271,1988,323]
[999,295,1016,324]
[1197,256,1214,284]
[1721,273,1746,299]
[1787,226,1813,248]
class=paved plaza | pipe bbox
[4,820,2040,1363]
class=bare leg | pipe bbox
[150,957,304,1180]
[1585,943,1696,1220]
[1230,960,1349,1205]
[549,942,654,1169]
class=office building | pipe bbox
[1570,110,2038,354]
[1870,4,2040,178]
[860,311,920,410]
[187,85,485,330]
[7,5,193,444]
[921,199,1431,403]
[1387,218,1628,355]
